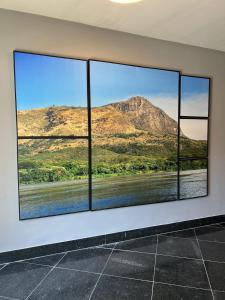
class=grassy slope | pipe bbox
[18,132,207,184]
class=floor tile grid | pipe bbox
[7,232,225,272]
[150,235,158,300]
[194,228,215,300]
[89,243,117,300]
[24,252,68,300]
[1,224,225,300]
[1,222,224,267]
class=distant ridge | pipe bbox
[18,96,177,136]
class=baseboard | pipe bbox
[1,214,225,264]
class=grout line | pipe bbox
[213,289,225,293]
[111,248,156,256]
[204,259,225,265]
[155,281,212,292]
[2,222,225,266]
[151,235,158,300]
[22,261,102,276]
[194,228,215,300]
[0,264,7,272]
[153,253,202,261]
[0,296,20,300]
[197,238,225,245]
[102,273,153,283]
[88,247,114,300]
[24,252,67,300]
[18,251,67,263]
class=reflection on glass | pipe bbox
[15,52,88,137]
[90,60,179,209]
[180,119,208,158]
[18,139,89,219]
[181,76,209,117]
[179,159,207,199]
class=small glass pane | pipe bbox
[15,52,88,137]
[180,119,208,158]
[18,139,89,219]
[179,159,208,199]
[181,76,209,117]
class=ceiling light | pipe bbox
[110,0,143,4]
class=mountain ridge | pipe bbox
[18,96,178,136]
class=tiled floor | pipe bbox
[1,224,225,299]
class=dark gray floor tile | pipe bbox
[76,235,105,250]
[0,262,51,299]
[155,255,210,289]
[57,247,111,273]
[153,282,213,300]
[161,229,196,239]
[196,226,225,242]
[199,240,225,262]
[115,236,157,253]
[106,232,126,244]
[214,290,225,300]
[157,235,201,259]
[23,253,65,267]
[29,268,99,300]
[91,275,152,300]
[205,260,225,291]
[103,250,155,281]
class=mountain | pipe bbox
[18,97,207,185]
[18,96,178,136]
[108,96,177,135]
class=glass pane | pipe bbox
[181,76,209,117]
[179,159,208,199]
[15,52,88,137]
[18,139,89,219]
[90,60,179,210]
[180,119,208,158]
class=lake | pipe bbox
[19,170,207,219]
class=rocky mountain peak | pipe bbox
[110,96,153,113]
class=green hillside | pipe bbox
[18,97,207,185]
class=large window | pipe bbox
[14,52,210,219]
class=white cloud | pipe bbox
[147,95,178,121]
[181,93,208,117]
[180,119,208,140]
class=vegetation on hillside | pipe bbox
[18,132,207,185]
[17,98,207,185]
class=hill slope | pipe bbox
[18,96,178,136]
[17,96,207,184]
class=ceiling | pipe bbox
[0,0,225,52]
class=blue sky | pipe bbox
[181,76,209,98]
[90,61,179,107]
[181,76,209,117]
[15,52,87,110]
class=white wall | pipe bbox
[0,9,225,253]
